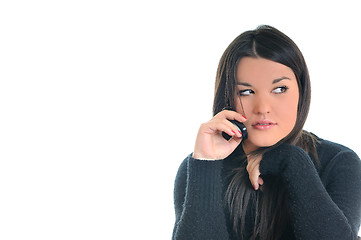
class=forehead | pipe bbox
[236,57,296,84]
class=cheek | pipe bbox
[234,96,250,115]
[234,97,244,114]
[234,92,299,124]
[279,96,299,130]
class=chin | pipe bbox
[246,136,280,149]
[255,141,276,148]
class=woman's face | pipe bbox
[234,57,299,154]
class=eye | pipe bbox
[238,89,254,96]
[272,86,289,94]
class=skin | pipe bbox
[235,57,299,154]
[193,57,299,190]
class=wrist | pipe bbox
[260,143,296,175]
[192,152,221,161]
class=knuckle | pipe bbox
[199,122,207,129]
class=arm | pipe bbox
[172,110,246,239]
[260,144,361,240]
[172,155,230,240]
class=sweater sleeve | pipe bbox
[172,155,230,240]
[260,144,361,240]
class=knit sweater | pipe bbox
[172,137,361,239]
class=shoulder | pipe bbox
[317,137,354,156]
[316,137,359,162]
[174,154,191,182]
[315,135,361,176]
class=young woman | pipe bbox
[172,25,361,240]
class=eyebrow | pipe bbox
[273,76,291,84]
[237,76,291,86]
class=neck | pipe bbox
[242,140,258,156]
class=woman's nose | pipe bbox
[253,96,271,115]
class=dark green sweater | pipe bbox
[172,137,361,239]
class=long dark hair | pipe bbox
[213,25,319,239]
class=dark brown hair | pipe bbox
[213,25,319,239]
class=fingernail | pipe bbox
[231,130,236,134]
[242,115,247,120]
[238,130,242,135]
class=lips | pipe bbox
[251,120,276,130]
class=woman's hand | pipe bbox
[192,110,247,160]
[246,154,264,190]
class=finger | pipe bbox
[246,159,261,190]
[227,110,247,123]
[207,118,242,139]
[229,135,242,145]
[250,172,260,190]
[212,111,245,139]
[246,155,259,172]
[217,121,238,138]
[246,161,256,177]
[221,119,244,138]
[202,120,234,137]
[247,163,260,190]
[218,110,247,123]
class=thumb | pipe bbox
[229,135,243,145]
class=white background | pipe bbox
[1,0,360,239]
